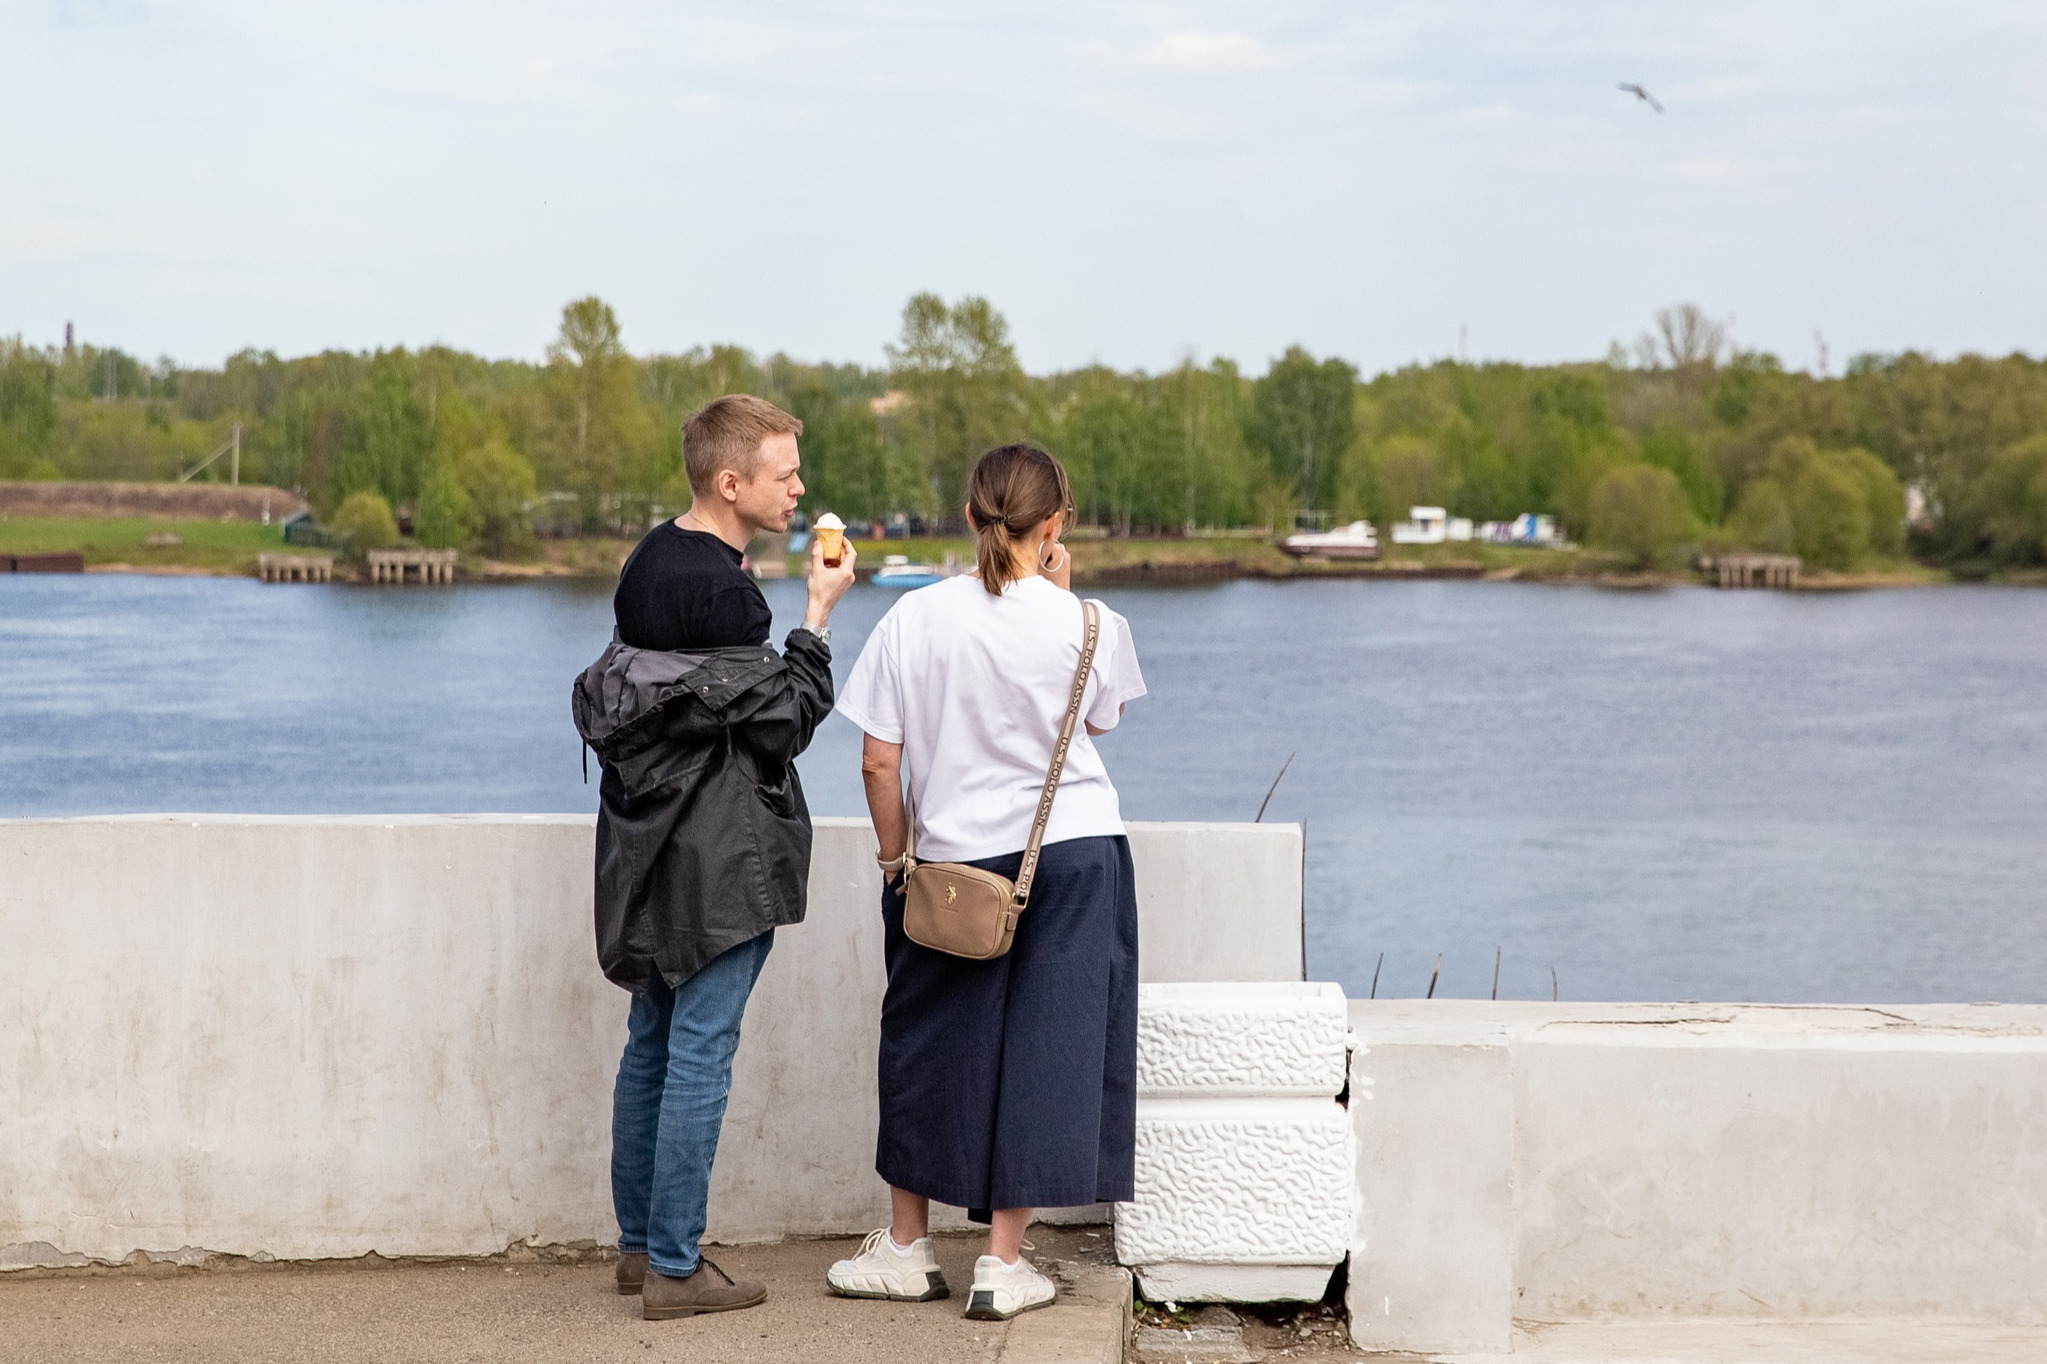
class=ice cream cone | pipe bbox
[814,513,845,567]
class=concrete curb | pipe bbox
[1001,1260,1132,1364]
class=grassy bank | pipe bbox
[831,535,1952,588]
[0,514,1973,589]
[835,534,1578,582]
[843,535,1610,583]
[0,516,288,574]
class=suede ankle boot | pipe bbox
[642,1258,768,1320]
[615,1252,648,1295]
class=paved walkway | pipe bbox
[1418,1321,2047,1364]
[0,1228,1127,1364]
[12,1234,2045,1364]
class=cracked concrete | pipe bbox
[0,1227,1128,1364]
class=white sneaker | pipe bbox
[827,1228,950,1301]
[964,1254,1056,1320]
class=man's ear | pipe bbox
[715,468,742,504]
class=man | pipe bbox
[571,394,856,1320]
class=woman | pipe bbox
[829,444,1147,1320]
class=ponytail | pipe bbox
[967,444,1074,595]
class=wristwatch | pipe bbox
[798,621,831,646]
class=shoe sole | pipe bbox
[827,1274,950,1303]
[642,1287,768,1320]
[963,1288,1054,1321]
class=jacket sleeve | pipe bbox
[717,628,835,771]
[773,627,836,758]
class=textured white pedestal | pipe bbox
[1116,982,1355,1303]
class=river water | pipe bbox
[4,572,2043,1004]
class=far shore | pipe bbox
[3,512,2027,590]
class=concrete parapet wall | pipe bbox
[0,814,1303,1269]
[14,814,2044,1336]
[1347,1000,2047,1351]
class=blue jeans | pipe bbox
[610,931,774,1279]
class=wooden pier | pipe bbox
[257,553,333,583]
[1704,553,1801,589]
[1,552,86,573]
[365,549,458,584]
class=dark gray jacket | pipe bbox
[570,630,835,992]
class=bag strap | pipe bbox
[1011,598,1101,905]
[905,785,917,865]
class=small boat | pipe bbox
[871,554,948,589]
[1279,520,1379,560]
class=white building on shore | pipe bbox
[1390,506,1474,544]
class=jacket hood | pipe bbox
[573,638,787,754]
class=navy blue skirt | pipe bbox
[877,834,1138,1215]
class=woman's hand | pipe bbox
[1040,537,1073,591]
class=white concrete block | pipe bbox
[1345,1031,1516,1354]
[1346,1000,2047,1344]
[1134,1262,1337,1305]
[1119,983,1354,1302]
[1136,982,1349,1098]
[1513,1028,2047,1323]
[1125,827,1303,984]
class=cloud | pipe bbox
[44,0,150,28]
[1139,31,1277,73]
[1452,103,1520,125]
[1668,157,1737,181]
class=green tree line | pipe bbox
[5,299,2046,569]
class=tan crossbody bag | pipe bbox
[900,598,1102,961]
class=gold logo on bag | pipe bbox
[945,884,959,904]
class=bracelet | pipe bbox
[876,852,908,874]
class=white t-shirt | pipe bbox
[837,574,1147,863]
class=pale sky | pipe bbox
[7,1,2045,376]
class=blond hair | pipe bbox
[682,394,803,494]
[967,444,1075,595]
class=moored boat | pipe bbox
[1279,520,1379,560]
[870,554,949,588]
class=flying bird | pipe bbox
[1618,82,1664,113]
